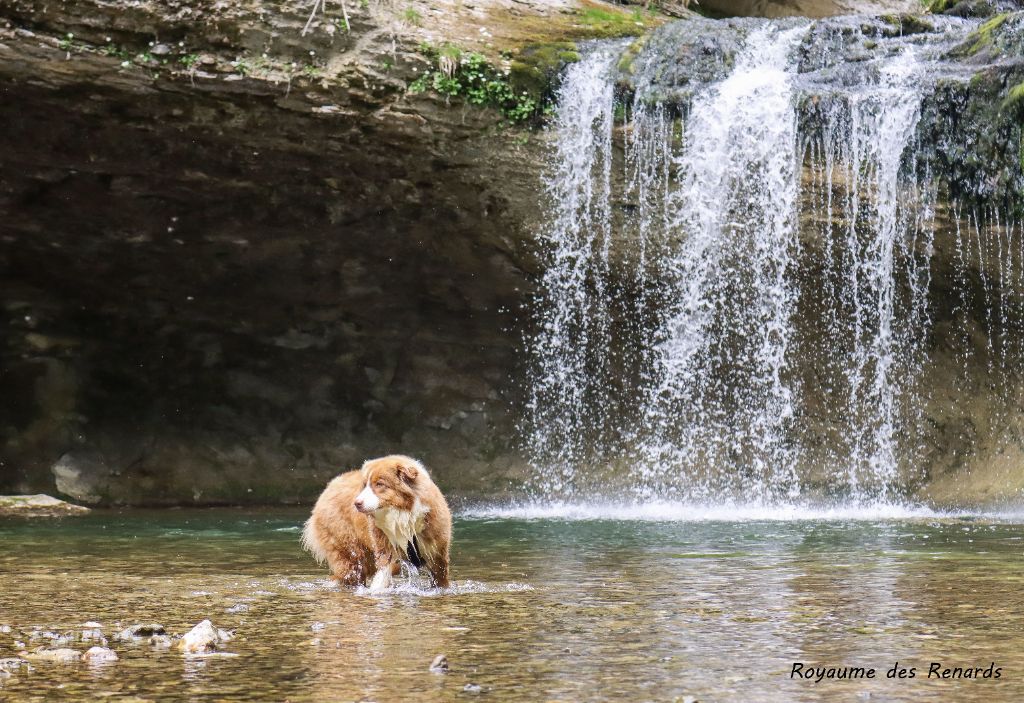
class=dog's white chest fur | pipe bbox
[373,499,430,554]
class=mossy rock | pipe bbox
[508,41,581,103]
[928,0,1000,18]
[949,12,1011,57]
[572,4,658,38]
[617,36,648,76]
[878,13,936,36]
[1001,80,1024,112]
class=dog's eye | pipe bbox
[375,480,386,489]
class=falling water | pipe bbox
[524,16,1018,505]
[636,24,807,502]
[523,45,620,494]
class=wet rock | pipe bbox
[0,495,89,517]
[0,658,30,673]
[22,647,81,663]
[148,635,173,648]
[82,646,118,663]
[178,620,233,654]
[81,627,104,641]
[429,654,449,673]
[463,683,483,693]
[310,622,325,632]
[51,454,113,505]
[0,625,11,634]
[115,623,165,640]
[225,603,249,614]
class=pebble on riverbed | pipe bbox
[178,620,234,654]
[429,654,449,674]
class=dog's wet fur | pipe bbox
[302,455,451,589]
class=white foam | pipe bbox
[459,500,962,522]
[354,580,534,598]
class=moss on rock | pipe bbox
[508,41,581,103]
[574,5,655,38]
[951,12,1010,56]
[617,36,647,76]
[1002,80,1024,112]
[878,13,936,36]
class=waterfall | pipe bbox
[524,16,1011,505]
[636,24,807,502]
[523,45,620,495]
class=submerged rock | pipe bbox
[0,495,89,517]
[22,648,81,663]
[115,624,165,640]
[80,627,104,641]
[82,646,118,663]
[0,658,30,673]
[429,654,449,673]
[178,620,234,654]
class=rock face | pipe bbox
[2,0,1024,507]
[0,0,667,504]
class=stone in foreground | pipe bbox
[0,495,89,517]
[82,646,118,663]
[179,620,234,654]
[21,648,81,663]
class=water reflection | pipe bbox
[0,510,1022,701]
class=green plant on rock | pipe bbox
[58,32,85,53]
[408,43,561,125]
[403,6,422,25]
[101,42,131,60]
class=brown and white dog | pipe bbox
[302,455,451,590]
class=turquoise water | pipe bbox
[2,508,1024,701]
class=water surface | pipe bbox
[2,507,1023,701]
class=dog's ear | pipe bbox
[396,462,418,484]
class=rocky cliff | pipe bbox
[3,0,1024,507]
[1,0,676,503]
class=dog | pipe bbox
[302,455,451,590]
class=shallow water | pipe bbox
[2,507,1024,702]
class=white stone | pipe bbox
[82,646,118,663]
[179,620,233,654]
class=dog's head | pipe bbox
[353,455,425,514]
